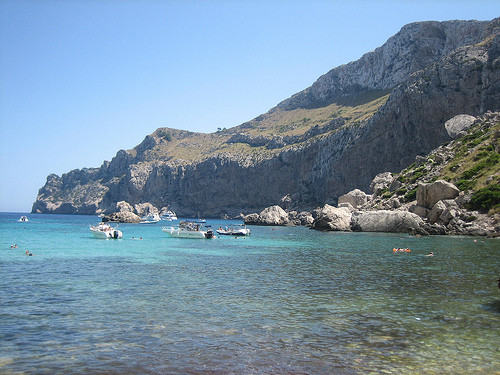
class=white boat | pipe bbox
[161,211,178,221]
[216,224,251,236]
[140,213,161,224]
[90,223,123,239]
[162,221,214,239]
[231,224,251,236]
[18,216,28,222]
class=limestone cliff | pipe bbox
[32,18,500,217]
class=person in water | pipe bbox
[426,252,434,256]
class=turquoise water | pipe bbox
[1,212,499,374]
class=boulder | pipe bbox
[444,114,476,139]
[244,213,260,225]
[416,180,460,209]
[369,172,393,196]
[440,208,458,225]
[389,178,402,192]
[116,201,134,213]
[245,205,289,226]
[338,202,355,211]
[350,210,424,233]
[409,204,430,219]
[338,189,368,209]
[295,211,314,226]
[311,204,352,231]
[428,200,446,224]
[421,222,447,235]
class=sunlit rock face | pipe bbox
[32,19,500,217]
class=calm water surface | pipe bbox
[1,213,499,374]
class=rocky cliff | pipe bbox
[32,18,500,217]
[298,112,500,237]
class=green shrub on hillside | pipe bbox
[466,185,500,212]
[405,188,417,201]
[455,179,477,191]
[409,167,428,183]
[157,130,172,141]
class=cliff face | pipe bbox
[32,18,500,217]
[277,19,491,110]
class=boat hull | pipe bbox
[231,229,250,236]
[90,227,123,239]
[216,225,250,236]
[161,211,178,221]
[162,227,210,238]
[162,220,215,239]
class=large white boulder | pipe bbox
[445,114,476,139]
[351,210,423,233]
[260,205,289,225]
[338,189,368,209]
[416,180,460,209]
[246,205,290,226]
[312,204,352,231]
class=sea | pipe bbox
[1,212,499,374]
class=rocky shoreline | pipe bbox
[244,113,500,237]
[97,176,499,237]
[243,177,499,238]
[101,112,500,238]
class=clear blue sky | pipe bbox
[1,0,499,213]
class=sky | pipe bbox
[1,0,499,213]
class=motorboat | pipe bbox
[161,211,178,221]
[231,224,251,236]
[162,221,214,239]
[90,223,123,239]
[19,216,28,222]
[216,224,251,236]
[140,213,161,224]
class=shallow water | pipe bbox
[1,213,499,374]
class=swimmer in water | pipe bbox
[426,252,434,257]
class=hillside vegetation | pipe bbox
[374,113,500,214]
[142,90,391,163]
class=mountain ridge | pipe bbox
[32,18,500,218]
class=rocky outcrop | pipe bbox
[350,210,424,233]
[102,211,141,223]
[277,19,492,110]
[288,211,314,226]
[32,18,500,219]
[445,114,477,139]
[244,205,289,226]
[369,172,394,197]
[337,189,369,209]
[247,111,500,236]
[416,180,460,209]
[310,204,352,231]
